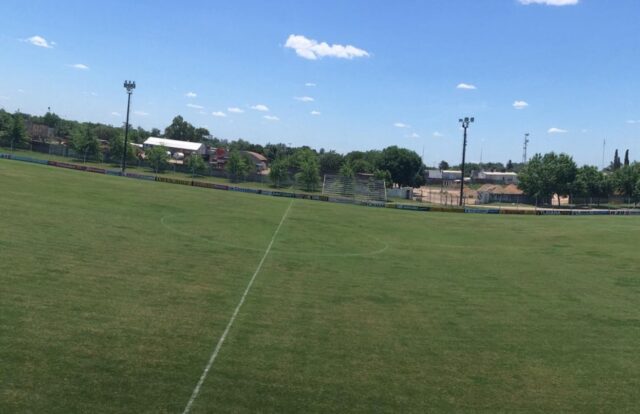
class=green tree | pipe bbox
[319,151,344,176]
[226,150,250,182]
[194,127,210,142]
[187,154,206,177]
[351,158,374,174]
[268,157,289,188]
[345,150,381,172]
[573,165,609,204]
[263,143,292,162]
[438,160,450,170]
[146,145,169,173]
[295,157,321,191]
[70,125,101,162]
[518,153,554,205]
[506,159,514,171]
[378,146,424,187]
[339,161,355,178]
[8,113,29,150]
[55,119,75,139]
[0,110,14,146]
[164,115,196,141]
[612,149,622,171]
[518,152,577,206]
[42,111,61,129]
[289,147,318,171]
[612,164,640,203]
[108,133,139,164]
[552,153,578,205]
[624,149,630,167]
[374,169,393,188]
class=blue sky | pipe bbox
[0,0,639,166]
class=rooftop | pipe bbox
[144,137,203,152]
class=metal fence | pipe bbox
[24,142,299,188]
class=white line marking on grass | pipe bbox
[161,214,389,258]
[181,200,294,414]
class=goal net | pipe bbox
[322,174,387,202]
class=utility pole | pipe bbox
[602,139,606,170]
[458,117,474,206]
[522,133,530,164]
[121,80,136,174]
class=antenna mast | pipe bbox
[522,133,530,164]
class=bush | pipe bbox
[146,146,169,173]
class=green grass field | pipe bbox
[2,159,640,413]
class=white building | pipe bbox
[143,137,206,156]
[426,170,462,180]
[476,171,519,184]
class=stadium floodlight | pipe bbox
[458,116,474,206]
[121,80,136,174]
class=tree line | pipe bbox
[4,109,636,202]
[518,152,640,205]
[0,110,426,189]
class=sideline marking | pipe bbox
[181,199,294,414]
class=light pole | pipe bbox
[458,116,474,206]
[121,80,136,174]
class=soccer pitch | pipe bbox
[1,159,639,413]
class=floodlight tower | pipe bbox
[121,80,136,174]
[522,133,530,164]
[458,116,474,206]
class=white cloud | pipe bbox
[433,131,444,137]
[513,100,529,109]
[251,104,269,112]
[626,120,640,124]
[23,35,53,48]
[263,115,280,121]
[212,111,227,117]
[0,96,10,100]
[456,83,477,90]
[408,132,420,138]
[305,82,317,87]
[134,111,149,116]
[185,92,197,98]
[285,34,370,60]
[90,92,98,97]
[310,110,321,116]
[70,63,89,70]
[111,112,121,117]
[187,103,204,109]
[547,127,568,134]
[394,122,410,128]
[518,0,579,6]
[17,89,25,93]
[228,107,244,113]
[294,96,314,102]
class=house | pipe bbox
[143,137,206,157]
[241,151,268,172]
[209,147,229,169]
[25,121,54,142]
[474,171,519,184]
[476,184,530,204]
[426,169,463,185]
